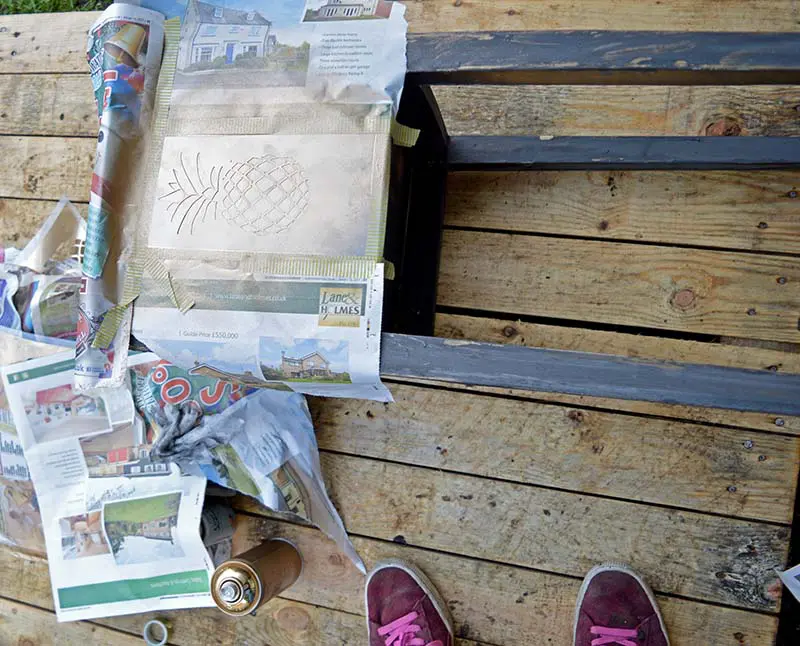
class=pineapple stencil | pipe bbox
[160,151,310,235]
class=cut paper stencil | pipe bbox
[149,134,379,257]
[160,152,310,236]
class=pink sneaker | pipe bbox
[574,564,670,646]
[366,559,454,646]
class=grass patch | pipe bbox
[1,0,111,14]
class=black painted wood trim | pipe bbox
[380,334,800,415]
[407,31,800,85]
[447,136,800,170]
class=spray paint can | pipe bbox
[211,539,302,616]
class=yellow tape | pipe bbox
[92,254,145,348]
[143,253,194,314]
[391,121,420,147]
[91,251,195,348]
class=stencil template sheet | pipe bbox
[133,0,408,400]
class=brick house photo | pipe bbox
[259,338,352,383]
[280,350,332,379]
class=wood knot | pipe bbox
[705,118,743,136]
[502,325,518,338]
[567,410,584,424]
[328,552,345,569]
[276,605,311,632]
[670,289,696,311]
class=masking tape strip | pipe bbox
[143,253,194,314]
[391,121,420,147]
[91,252,194,348]
[91,254,145,348]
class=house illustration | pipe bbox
[306,0,393,20]
[280,350,332,379]
[178,0,275,69]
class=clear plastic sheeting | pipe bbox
[150,388,366,572]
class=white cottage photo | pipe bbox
[175,0,310,90]
[178,0,275,69]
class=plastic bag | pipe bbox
[150,389,364,572]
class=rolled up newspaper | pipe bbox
[76,4,165,390]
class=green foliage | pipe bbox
[183,55,229,73]
[104,522,126,553]
[103,492,181,524]
[260,364,284,380]
[1,0,110,14]
[182,42,310,74]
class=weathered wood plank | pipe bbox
[448,136,800,171]
[0,595,142,645]
[408,31,800,85]
[433,313,800,434]
[0,12,94,74]
[381,334,800,414]
[4,76,800,140]
[310,383,800,523]
[0,74,96,137]
[232,516,782,646]
[445,170,800,254]
[437,313,800,374]
[237,452,789,611]
[102,597,425,646]
[0,198,73,246]
[436,85,800,137]
[438,229,800,343]
[393,373,800,440]
[3,5,800,75]
[0,136,92,202]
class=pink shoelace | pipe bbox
[377,612,444,646]
[590,626,639,646]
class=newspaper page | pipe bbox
[0,407,45,554]
[0,330,73,553]
[133,262,391,401]
[125,0,407,400]
[2,352,214,622]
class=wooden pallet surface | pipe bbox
[0,7,798,646]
